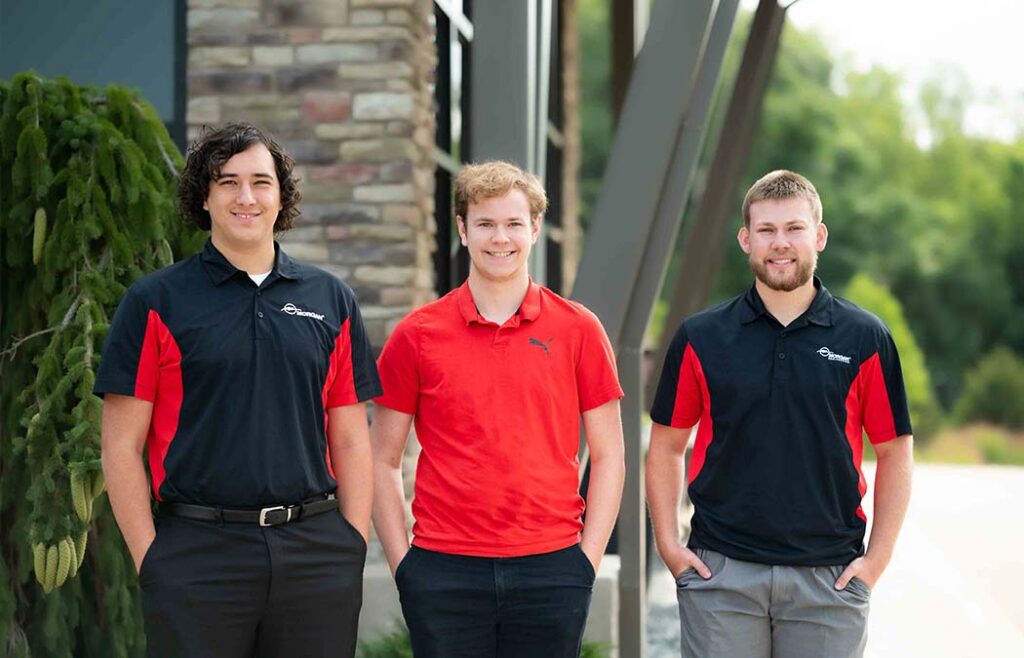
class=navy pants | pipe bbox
[396,544,596,658]
[139,509,366,658]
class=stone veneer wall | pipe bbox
[186,0,437,347]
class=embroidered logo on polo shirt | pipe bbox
[817,346,851,364]
[529,337,553,355]
[280,302,325,322]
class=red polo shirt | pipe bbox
[375,281,623,557]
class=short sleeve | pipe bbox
[325,290,383,407]
[374,314,421,415]
[94,285,159,401]
[650,323,703,428]
[861,329,913,444]
[575,309,624,412]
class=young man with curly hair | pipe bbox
[372,160,625,657]
[97,123,380,657]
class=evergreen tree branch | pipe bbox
[0,297,81,361]
[134,102,178,177]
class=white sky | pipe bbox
[744,0,1024,142]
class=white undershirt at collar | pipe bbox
[248,271,272,286]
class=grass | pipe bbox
[917,424,1024,466]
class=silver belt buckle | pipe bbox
[259,505,292,527]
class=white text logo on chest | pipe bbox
[816,346,851,364]
[280,302,326,322]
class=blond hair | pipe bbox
[453,161,548,221]
[742,170,822,227]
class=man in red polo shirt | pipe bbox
[372,161,625,657]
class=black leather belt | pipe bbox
[158,493,337,527]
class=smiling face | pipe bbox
[738,197,828,293]
[203,143,282,253]
[457,189,540,285]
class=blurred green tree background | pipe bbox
[579,2,1024,456]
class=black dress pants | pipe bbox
[139,509,366,658]
[397,544,596,658]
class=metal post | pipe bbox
[611,0,636,122]
[619,0,739,351]
[574,0,716,337]
[571,1,740,654]
[615,344,644,655]
[433,7,454,294]
[470,0,553,285]
[647,0,788,403]
[531,0,553,283]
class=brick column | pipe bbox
[186,0,437,347]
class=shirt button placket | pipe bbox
[774,335,788,384]
[492,325,509,352]
[254,291,265,340]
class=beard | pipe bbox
[749,253,816,292]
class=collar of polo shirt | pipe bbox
[740,275,834,327]
[455,279,542,326]
[200,239,302,285]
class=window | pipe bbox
[431,0,474,296]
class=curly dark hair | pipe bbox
[178,122,301,232]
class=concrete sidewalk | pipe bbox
[647,463,1024,657]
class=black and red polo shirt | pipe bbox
[650,278,911,566]
[95,240,381,508]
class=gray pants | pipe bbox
[676,548,870,658]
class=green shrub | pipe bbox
[1,72,202,657]
[581,640,614,658]
[974,427,1024,466]
[954,347,1024,430]
[358,621,413,658]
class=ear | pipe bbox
[737,225,751,255]
[531,214,542,244]
[816,222,828,252]
[456,216,468,247]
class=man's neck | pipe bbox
[212,236,276,274]
[467,270,530,325]
[755,278,817,327]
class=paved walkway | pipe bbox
[646,463,1024,657]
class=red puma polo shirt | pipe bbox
[375,280,623,557]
